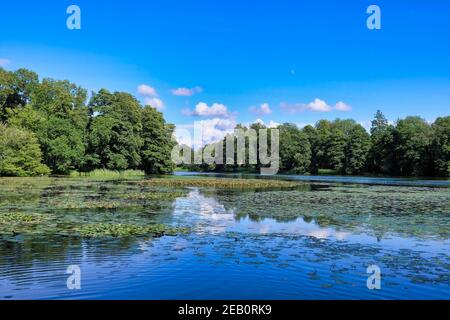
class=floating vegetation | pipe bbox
[0,176,449,241]
[69,169,145,178]
[0,178,189,238]
[124,191,187,201]
[209,183,450,239]
[138,177,300,189]
[47,200,131,210]
[0,176,449,299]
[0,212,54,236]
[74,223,189,238]
[0,212,45,224]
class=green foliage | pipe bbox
[186,111,450,177]
[38,116,86,174]
[279,123,311,173]
[0,68,39,122]
[31,78,87,117]
[394,116,432,176]
[1,67,449,178]
[430,116,450,176]
[327,126,346,173]
[344,124,371,175]
[85,89,143,171]
[0,124,50,176]
[140,106,175,174]
[0,68,179,177]
[8,77,89,174]
[369,110,396,174]
[302,125,319,173]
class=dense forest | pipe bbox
[0,68,175,176]
[1,68,449,177]
[187,112,450,177]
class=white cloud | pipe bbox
[281,98,352,113]
[250,103,272,116]
[138,84,165,110]
[171,86,203,97]
[307,98,332,112]
[0,58,10,67]
[184,102,233,118]
[137,84,158,97]
[334,101,352,112]
[144,97,165,111]
[175,118,236,149]
[253,119,280,128]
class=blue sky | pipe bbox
[1,0,449,146]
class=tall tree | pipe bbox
[369,110,396,174]
[314,120,333,170]
[394,116,432,176]
[140,105,175,174]
[302,125,319,174]
[430,116,450,177]
[344,124,371,175]
[279,123,311,174]
[86,89,143,171]
[327,127,346,173]
[9,78,88,174]
[0,68,39,122]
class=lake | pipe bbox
[0,173,449,300]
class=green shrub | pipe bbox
[0,124,50,176]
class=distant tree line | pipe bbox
[1,68,449,178]
[185,111,450,177]
[0,68,175,176]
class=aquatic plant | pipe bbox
[75,223,189,238]
[209,184,450,239]
[0,212,44,224]
[124,191,186,201]
[70,169,145,178]
[138,177,300,189]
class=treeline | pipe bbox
[0,68,175,176]
[186,111,450,177]
[1,68,449,178]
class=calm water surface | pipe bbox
[0,174,449,299]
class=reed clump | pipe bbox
[139,177,299,189]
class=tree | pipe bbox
[0,124,50,176]
[38,116,86,174]
[313,119,369,175]
[279,123,311,173]
[10,78,89,174]
[140,106,175,174]
[31,78,87,117]
[302,125,319,174]
[327,127,346,173]
[394,116,432,176]
[344,124,371,174]
[86,90,142,171]
[371,110,389,136]
[0,68,39,122]
[369,110,396,174]
[430,116,450,177]
[314,120,333,170]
